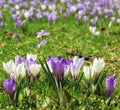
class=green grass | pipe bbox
[0,11,120,109]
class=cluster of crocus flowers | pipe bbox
[83,58,105,93]
[0,0,120,28]
[46,56,84,84]
[3,53,41,101]
[3,59,26,81]
[25,53,41,80]
[3,54,116,104]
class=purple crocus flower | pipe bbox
[91,16,99,25]
[64,12,69,18]
[47,56,66,82]
[11,8,16,13]
[4,4,9,9]
[35,12,42,20]
[36,30,50,38]
[50,57,65,82]
[83,16,89,23]
[26,59,36,69]
[3,78,16,101]
[26,58,36,76]
[15,55,25,65]
[16,20,23,27]
[105,76,116,97]
[35,40,48,48]
[90,10,97,16]
[0,21,4,27]
[11,14,19,21]
[76,13,82,20]
[47,11,57,22]
[0,10,3,19]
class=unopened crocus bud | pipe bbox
[105,76,116,97]
[92,58,105,78]
[70,56,84,80]
[3,78,16,101]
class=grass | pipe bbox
[0,9,120,109]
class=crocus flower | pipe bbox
[69,5,77,14]
[15,55,25,65]
[83,16,89,23]
[47,11,57,22]
[89,26,100,36]
[35,40,48,48]
[10,62,26,81]
[36,30,50,38]
[70,56,84,80]
[15,4,20,10]
[117,18,120,23]
[3,60,15,74]
[48,4,56,11]
[16,20,23,27]
[105,76,116,97]
[76,13,82,20]
[29,63,41,78]
[35,12,42,20]
[3,78,16,101]
[0,21,4,27]
[40,4,46,10]
[83,65,92,80]
[11,14,19,21]
[0,10,3,19]
[24,11,31,19]
[26,58,36,75]
[91,58,105,78]
[26,53,37,61]
[84,65,93,92]
[91,16,98,25]
[47,56,65,82]
[11,8,16,13]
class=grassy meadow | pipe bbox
[0,1,120,110]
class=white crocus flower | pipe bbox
[89,26,100,36]
[41,4,46,10]
[24,11,30,19]
[92,58,105,77]
[3,60,15,74]
[27,53,37,60]
[83,65,92,80]
[15,5,20,10]
[16,62,26,78]
[117,18,120,23]
[70,56,84,80]
[11,62,26,81]
[29,64,41,77]
[70,6,77,13]
[48,4,56,11]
